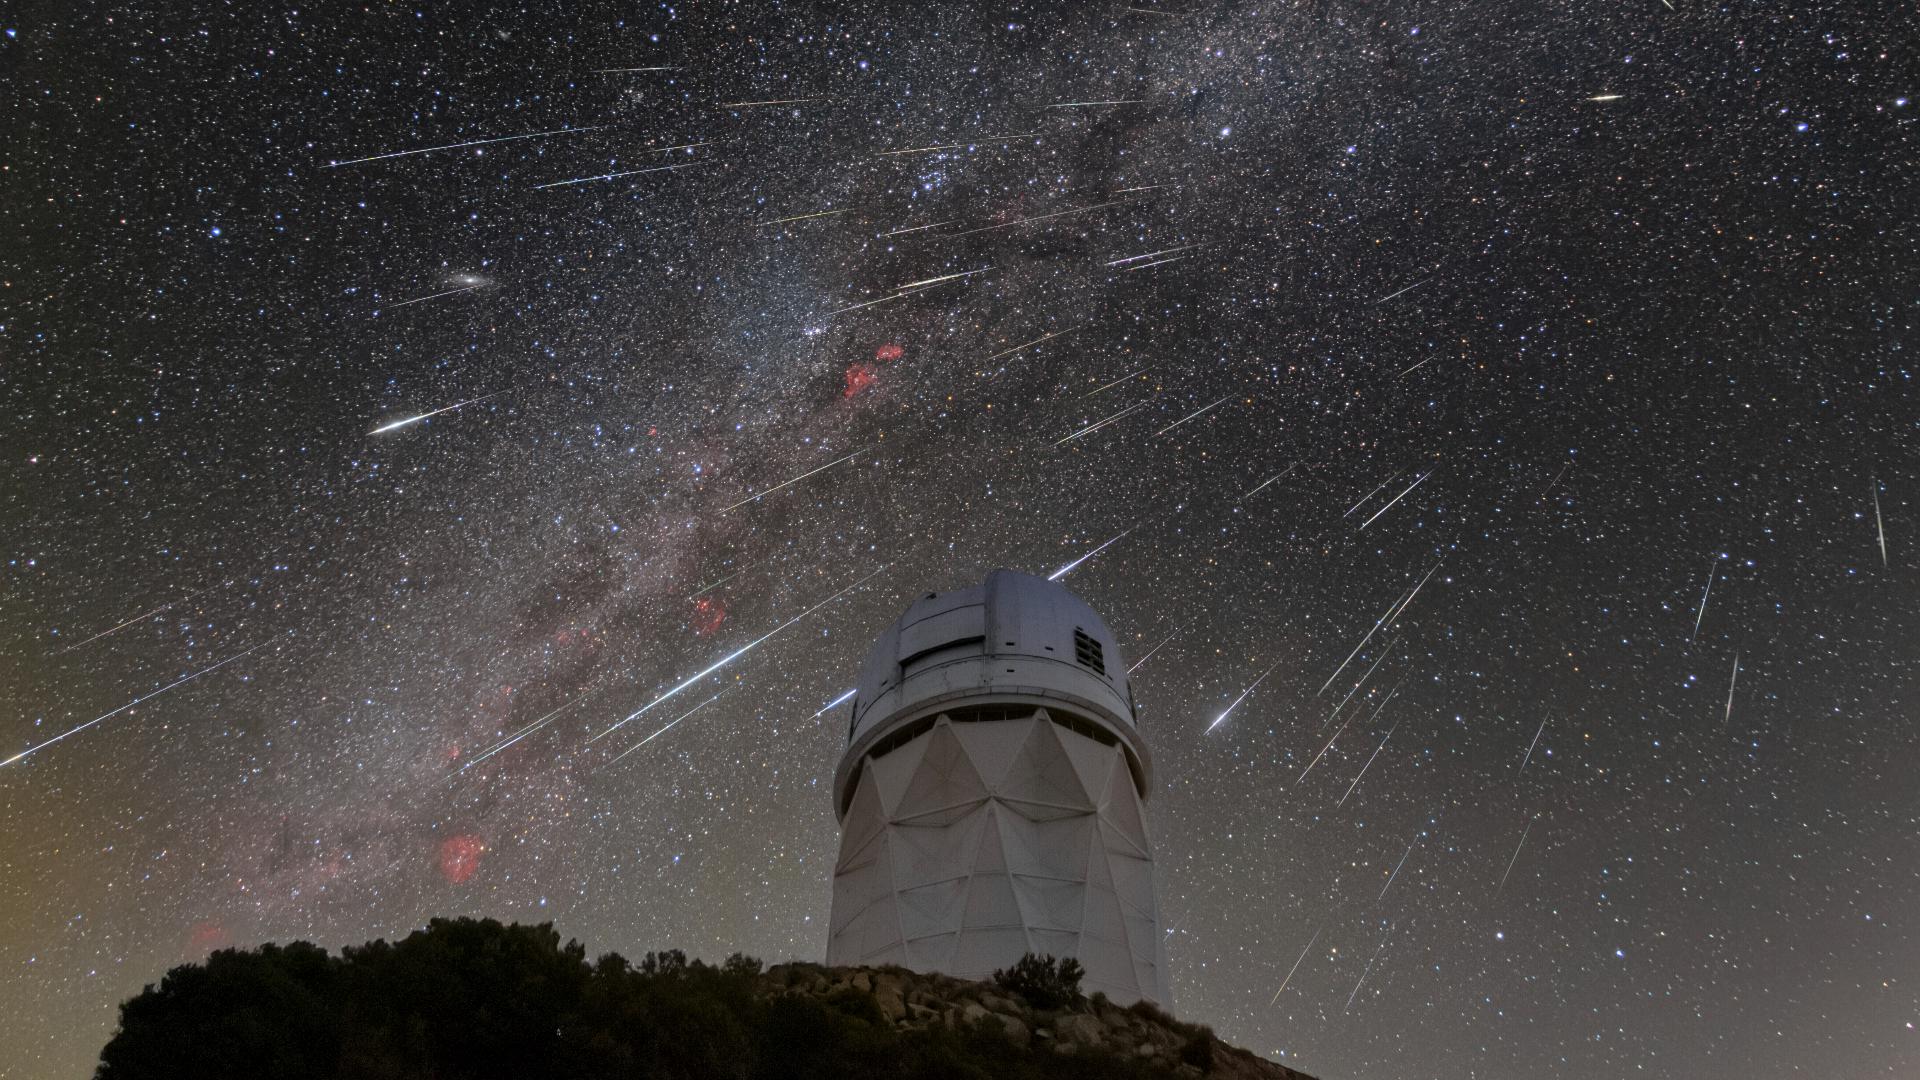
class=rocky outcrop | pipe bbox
[759,962,1316,1079]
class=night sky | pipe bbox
[4,2,1915,1077]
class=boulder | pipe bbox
[873,974,907,1021]
[1055,1012,1105,1048]
[994,1013,1032,1048]
[979,992,1023,1016]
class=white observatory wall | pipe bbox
[827,707,1166,1005]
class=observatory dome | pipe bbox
[827,569,1167,1004]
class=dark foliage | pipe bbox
[96,920,1190,1080]
[989,953,1086,1011]
[1179,1027,1217,1072]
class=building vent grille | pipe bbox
[1073,628,1106,675]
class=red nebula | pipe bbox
[185,920,230,956]
[438,834,484,884]
[690,596,727,636]
[874,342,905,361]
[843,362,879,397]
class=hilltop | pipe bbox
[95,917,1315,1080]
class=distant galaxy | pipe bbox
[2,4,1915,1079]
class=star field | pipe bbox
[2,3,1915,1078]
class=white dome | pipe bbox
[833,569,1148,815]
[826,570,1168,1005]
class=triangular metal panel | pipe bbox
[999,812,1093,881]
[897,877,968,941]
[1029,929,1081,963]
[961,871,1024,929]
[894,719,990,821]
[1058,725,1122,807]
[836,769,888,872]
[866,730,930,816]
[972,804,1009,874]
[893,807,984,889]
[950,927,1030,980]
[950,715,1034,790]
[1011,873,1086,932]
[999,715,1095,811]
[905,930,959,972]
[1099,755,1152,855]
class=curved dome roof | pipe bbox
[840,568,1139,757]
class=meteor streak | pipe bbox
[1337,721,1398,806]
[721,96,824,107]
[1344,472,1402,518]
[1374,278,1430,304]
[1519,716,1548,772]
[1358,470,1432,529]
[893,266,996,291]
[877,133,1037,156]
[1045,99,1145,108]
[1380,832,1422,899]
[452,691,590,780]
[534,160,708,189]
[1124,255,1190,273]
[1723,653,1740,729]
[1047,528,1133,582]
[1082,367,1150,397]
[385,283,484,309]
[2,641,267,767]
[826,268,992,317]
[369,395,494,435]
[1054,397,1154,446]
[1587,94,1624,101]
[1691,557,1716,643]
[327,124,612,167]
[1346,924,1397,1011]
[720,448,865,512]
[1396,356,1431,378]
[761,208,850,227]
[1872,480,1888,566]
[1541,460,1571,498]
[594,66,679,73]
[1326,635,1399,727]
[688,563,756,600]
[1107,244,1199,267]
[881,221,954,236]
[1318,576,1426,696]
[1155,394,1235,436]
[606,688,732,765]
[54,581,224,655]
[1300,684,1399,786]
[1207,659,1284,734]
[805,688,858,722]
[591,567,884,743]
[949,198,1141,236]
[1270,928,1321,1005]
[986,326,1079,362]
[1243,463,1299,499]
[1496,816,1536,892]
[1128,626,1184,673]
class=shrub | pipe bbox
[990,953,1085,1011]
[1179,1026,1216,1072]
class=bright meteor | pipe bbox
[3,641,268,768]
[590,567,884,743]
[1047,528,1133,581]
[326,125,612,167]
[720,448,866,512]
[369,395,494,435]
